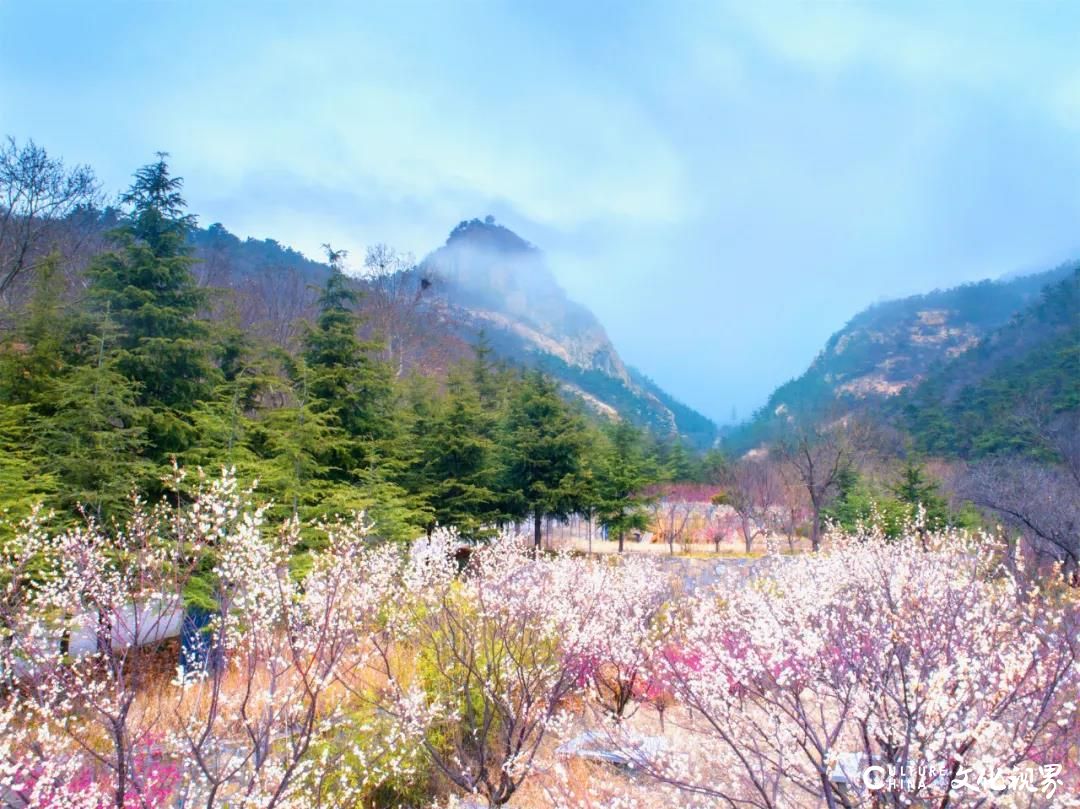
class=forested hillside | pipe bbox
[901,268,1079,457]
[0,143,717,546]
[725,264,1076,453]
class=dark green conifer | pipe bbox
[85,155,213,461]
[500,370,588,553]
[595,420,657,552]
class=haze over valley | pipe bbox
[7,1,1080,421]
[1,3,1078,808]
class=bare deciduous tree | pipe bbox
[776,420,872,551]
[360,243,434,377]
[650,496,694,556]
[235,267,319,351]
[775,462,812,552]
[718,458,780,554]
[0,137,101,307]
[962,409,1080,585]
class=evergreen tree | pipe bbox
[420,370,502,538]
[85,155,212,460]
[891,460,950,531]
[0,252,154,524]
[255,359,348,523]
[0,255,66,519]
[302,247,395,476]
[180,325,274,482]
[500,371,588,553]
[1,254,76,406]
[571,438,603,552]
[655,436,700,482]
[397,373,443,501]
[352,461,429,544]
[0,402,54,525]
[699,447,729,484]
[595,420,657,552]
[824,466,907,539]
[470,330,503,412]
[40,357,150,522]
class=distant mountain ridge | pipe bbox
[186,216,718,448]
[725,262,1077,454]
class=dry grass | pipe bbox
[554,533,814,558]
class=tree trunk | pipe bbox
[810,507,822,552]
[113,722,127,809]
[533,511,542,556]
[618,529,624,553]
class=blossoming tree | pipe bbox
[643,527,1079,808]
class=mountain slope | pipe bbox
[419,218,718,447]
[725,263,1076,453]
[185,217,718,448]
[900,268,1079,457]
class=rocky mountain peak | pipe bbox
[417,218,717,446]
[445,216,536,254]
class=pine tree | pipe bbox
[180,325,273,482]
[0,257,149,523]
[397,373,443,501]
[595,420,657,552]
[892,460,949,531]
[663,438,700,482]
[40,354,150,522]
[0,402,54,525]
[470,331,503,412]
[255,359,347,523]
[824,466,908,539]
[85,155,213,461]
[0,255,66,520]
[500,371,588,553]
[351,460,429,544]
[1,254,75,406]
[302,248,395,477]
[420,370,503,538]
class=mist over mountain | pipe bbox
[178,215,718,448]
[423,218,629,380]
[187,210,1077,461]
[420,218,718,447]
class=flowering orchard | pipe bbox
[637,526,1080,808]
[1,470,1077,808]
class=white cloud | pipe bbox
[5,0,1080,419]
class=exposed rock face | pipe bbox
[725,263,1075,452]
[423,219,629,378]
[811,305,987,399]
[419,218,716,447]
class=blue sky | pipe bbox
[3,1,1080,422]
